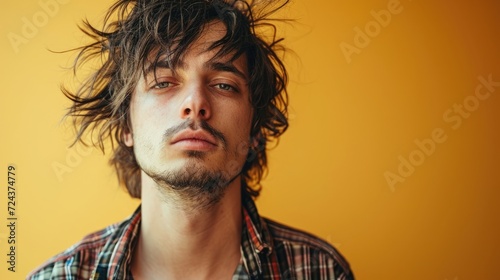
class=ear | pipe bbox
[251,131,262,150]
[252,136,259,148]
[124,131,134,147]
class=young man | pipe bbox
[28,0,354,279]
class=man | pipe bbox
[28,0,354,279]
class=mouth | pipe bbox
[170,130,218,151]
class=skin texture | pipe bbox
[126,21,252,279]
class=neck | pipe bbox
[131,172,243,280]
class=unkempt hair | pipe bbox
[64,0,289,198]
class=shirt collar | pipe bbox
[90,206,141,280]
[240,189,275,278]
[90,190,274,280]
[242,190,273,255]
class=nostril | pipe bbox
[184,108,191,115]
[200,109,206,117]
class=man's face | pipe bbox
[124,21,253,202]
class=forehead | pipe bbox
[143,21,249,76]
[188,21,228,56]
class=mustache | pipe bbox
[163,119,227,147]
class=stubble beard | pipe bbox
[137,119,242,211]
[144,157,237,211]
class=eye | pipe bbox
[154,81,172,89]
[214,83,237,92]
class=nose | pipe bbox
[179,84,211,120]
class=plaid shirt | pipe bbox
[28,193,354,280]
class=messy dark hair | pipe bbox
[64,0,289,199]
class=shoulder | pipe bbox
[27,223,121,279]
[263,217,355,279]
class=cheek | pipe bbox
[130,94,176,133]
[225,104,253,152]
[235,140,251,159]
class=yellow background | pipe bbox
[1,0,500,279]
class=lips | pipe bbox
[170,129,218,148]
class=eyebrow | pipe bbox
[205,61,247,80]
[144,59,247,80]
[144,60,183,75]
